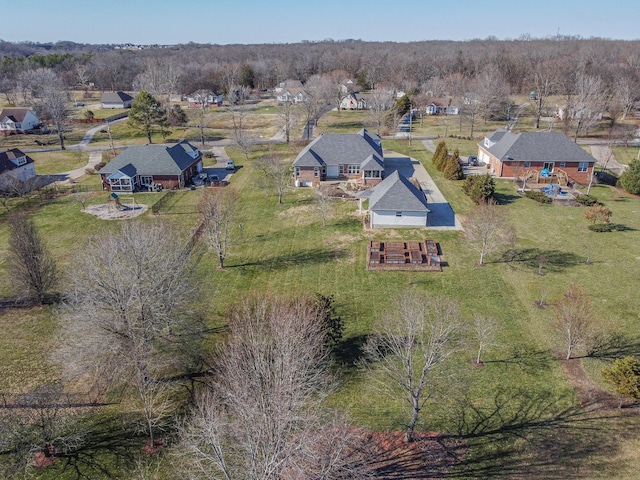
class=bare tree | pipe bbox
[255,150,291,204]
[571,72,606,141]
[56,222,201,446]
[199,188,237,268]
[364,291,460,443]
[463,199,515,265]
[7,212,58,303]
[277,96,296,143]
[178,295,360,479]
[473,315,500,365]
[613,71,639,121]
[301,75,331,140]
[31,69,69,150]
[315,186,332,228]
[228,85,255,161]
[367,89,395,136]
[555,285,594,360]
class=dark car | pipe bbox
[468,155,478,166]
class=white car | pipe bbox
[225,160,235,171]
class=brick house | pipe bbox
[293,128,384,187]
[99,141,202,192]
[478,129,597,185]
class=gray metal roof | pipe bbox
[483,130,597,163]
[293,128,383,168]
[99,141,201,177]
[368,171,429,212]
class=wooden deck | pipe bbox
[367,240,442,271]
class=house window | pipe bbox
[578,162,589,172]
[339,165,344,175]
[347,165,360,174]
[523,162,531,168]
[16,156,27,166]
[295,167,300,177]
[314,167,319,177]
[395,212,402,217]
[364,170,381,178]
[559,162,566,168]
[140,175,153,186]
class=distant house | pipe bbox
[340,92,368,110]
[101,91,134,109]
[0,108,39,135]
[424,98,460,115]
[293,128,384,187]
[276,87,308,104]
[478,129,597,184]
[0,148,37,184]
[99,141,202,192]
[274,79,303,93]
[186,90,223,108]
[359,171,429,228]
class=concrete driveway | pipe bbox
[383,151,461,230]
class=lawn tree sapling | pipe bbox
[365,291,460,443]
[199,188,237,269]
[315,186,332,228]
[555,285,594,360]
[474,315,500,365]
[255,150,291,205]
[463,199,515,266]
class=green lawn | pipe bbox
[3,135,640,477]
[29,150,88,175]
[614,145,639,165]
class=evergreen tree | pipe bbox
[128,91,167,144]
[602,356,640,405]
[432,140,448,171]
[444,149,464,180]
[618,159,640,195]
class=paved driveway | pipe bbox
[383,151,461,230]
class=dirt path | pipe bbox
[558,356,620,411]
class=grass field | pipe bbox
[2,105,640,477]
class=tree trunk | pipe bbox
[405,397,420,443]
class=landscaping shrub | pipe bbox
[94,162,106,171]
[524,190,552,204]
[575,194,600,206]
[203,151,216,159]
[444,150,464,180]
[462,174,495,203]
[432,140,448,171]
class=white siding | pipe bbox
[371,210,427,228]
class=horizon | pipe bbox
[2,0,638,45]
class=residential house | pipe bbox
[274,79,304,93]
[424,98,460,115]
[0,108,39,135]
[359,170,429,228]
[186,90,223,108]
[293,128,384,187]
[276,87,308,104]
[339,92,368,110]
[339,79,358,94]
[478,129,597,184]
[101,91,134,109]
[99,141,202,192]
[0,148,37,184]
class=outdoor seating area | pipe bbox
[367,240,442,271]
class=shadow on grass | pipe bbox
[335,334,371,367]
[584,332,640,360]
[497,248,584,272]
[493,191,521,205]
[232,247,347,269]
[445,387,632,479]
[483,345,554,374]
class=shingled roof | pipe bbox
[101,91,133,104]
[368,171,429,212]
[482,130,597,163]
[293,128,383,168]
[98,141,201,177]
[0,148,34,175]
[0,108,34,123]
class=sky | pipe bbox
[2,0,638,45]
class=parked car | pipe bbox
[73,102,85,107]
[468,155,478,166]
[225,160,235,171]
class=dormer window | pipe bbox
[16,156,27,166]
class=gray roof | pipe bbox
[0,148,34,174]
[368,171,429,212]
[101,91,133,103]
[293,128,383,168]
[482,130,597,163]
[99,141,201,177]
